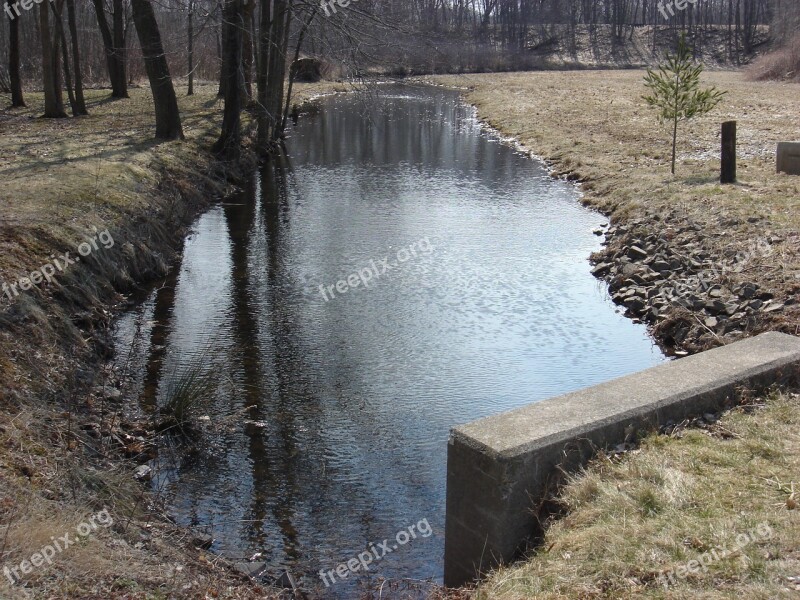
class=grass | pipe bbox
[474,391,800,599]
[158,355,224,435]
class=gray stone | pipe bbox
[764,302,785,313]
[133,465,152,481]
[705,299,727,314]
[777,142,800,175]
[737,283,758,299]
[444,332,800,587]
[235,562,267,578]
[651,260,671,273]
[625,297,646,313]
[591,263,612,277]
[627,245,648,260]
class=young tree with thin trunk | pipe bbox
[242,0,255,100]
[52,0,79,115]
[255,0,270,150]
[6,0,24,107]
[131,0,184,140]
[65,0,87,115]
[188,0,195,95]
[643,35,726,174]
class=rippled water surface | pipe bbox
[114,85,663,596]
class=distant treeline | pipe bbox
[0,0,795,94]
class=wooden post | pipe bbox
[721,121,736,184]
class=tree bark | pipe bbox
[188,0,194,95]
[6,0,24,107]
[242,0,254,100]
[256,0,270,151]
[264,0,290,141]
[66,0,87,115]
[40,3,66,118]
[53,0,78,115]
[92,0,128,98]
[213,0,243,158]
[217,0,227,97]
[113,0,126,82]
[131,0,184,140]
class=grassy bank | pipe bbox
[0,80,343,598]
[430,70,799,354]
[475,390,800,599]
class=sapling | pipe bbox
[643,34,726,174]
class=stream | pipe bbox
[113,84,664,596]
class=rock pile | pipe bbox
[590,214,796,354]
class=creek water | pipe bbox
[113,85,664,596]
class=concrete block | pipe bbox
[444,332,800,587]
[777,142,800,175]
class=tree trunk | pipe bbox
[256,0,270,151]
[6,0,24,107]
[281,5,316,134]
[112,0,127,84]
[242,0,254,100]
[92,0,128,97]
[671,115,678,175]
[213,0,243,158]
[66,0,87,115]
[53,0,78,115]
[217,0,227,97]
[131,0,184,140]
[40,4,66,118]
[187,0,194,95]
[265,0,291,141]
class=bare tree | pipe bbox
[65,0,88,115]
[213,0,243,157]
[93,0,128,97]
[131,0,184,139]
[5,0,24,107]
[188,0,195,95]
[40,3,66,118]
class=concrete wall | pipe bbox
[777,142,800,176]
[444,332,800,587]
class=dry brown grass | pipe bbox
[474,391,800,599]
[748,35,800,83]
